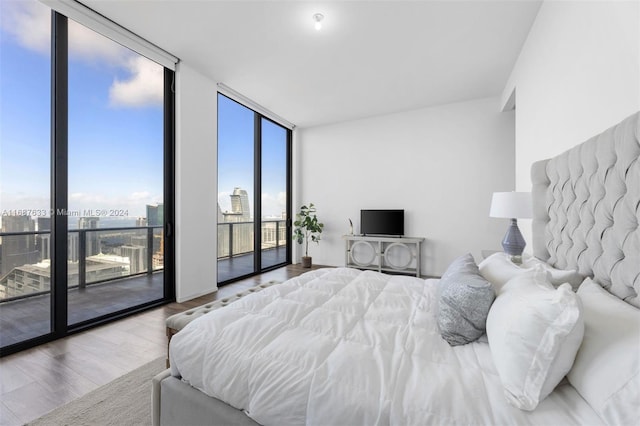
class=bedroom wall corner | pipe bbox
[504,0,640,251]
[297,97,515,276]
[175,62,218,302]
[291,129,303,263]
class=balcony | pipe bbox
[0,221,288,349]
[217,219,288,282]
[0,226,165,349]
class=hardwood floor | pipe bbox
[0,263,328,426]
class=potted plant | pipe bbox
[293,203,324,268]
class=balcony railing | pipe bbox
[0,225,163,303]
[0,220,287,303]
[217,220,287,259]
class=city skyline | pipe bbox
[0,202,164,230]
[0,203,166,301]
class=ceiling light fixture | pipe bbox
[313,13,324,31]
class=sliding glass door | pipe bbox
[0,1,174,355]
[217,94,291,283]
[0,0,52,348]
[66,18,167,325]
[260,118,289,269]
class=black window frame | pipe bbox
[0,10,175,357]
[217,93,292,286]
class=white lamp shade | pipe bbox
[490,192,532,219]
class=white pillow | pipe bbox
[568,278,640,425]
[479,252,584,293]
[486,268,584,410]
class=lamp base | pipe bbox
[502,219,526,264]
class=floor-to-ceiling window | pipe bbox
[217,94,291,283]
[260,118,289,270]
[66,18,167,325]
[0,0,52,348]
[0,0,174,355]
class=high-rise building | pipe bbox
[145,204,163,257]
[222,187,250,222]
[217,203,224,223]
[0,216,39,278]
[68,232,79,262]
[219,188,253,255]
[36,217,51,260]
[39,234,50,261]
[230,187,250,220]
[261,221,286,249]
[222,211,244,223]
[217,201,230,257]
[37,217,51,231]
[78,217,99,229]
[120,245,147,274]
[130,235,147,246]
[152,237,164,270]
[136,217,147,227]
[78,217,101,256]
[146,204,164,226]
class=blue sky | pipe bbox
[1,1,164,221]
[218,95,288,218]
[1,0,287,224]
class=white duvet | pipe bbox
[169,268,602,425]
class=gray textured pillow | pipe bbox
[437,253,495,346]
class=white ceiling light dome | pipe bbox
[313,13,324,31]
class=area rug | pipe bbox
[28,357,166,426]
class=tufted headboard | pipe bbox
[531,112,640,308]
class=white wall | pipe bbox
[297,97,515,276]
[502,0,640,248]
[175,62,218,302]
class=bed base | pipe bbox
[152,370,258,426]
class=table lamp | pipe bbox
[489,192,532,264]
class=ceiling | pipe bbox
[83,0,542,128]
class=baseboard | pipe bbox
[176,287,218,303]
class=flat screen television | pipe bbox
[360,209,404,236]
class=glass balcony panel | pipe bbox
[217,95,256,282]
[66,16,165,326]
[153,227,164,271]
[0,0,52,350]
[0,230,51,348]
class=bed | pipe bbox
[152,111,639,425]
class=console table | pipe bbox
[343,235,425,277]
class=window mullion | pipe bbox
[51,11,69,337]
[254,113,262,273]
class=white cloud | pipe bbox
[0,1,50,55]
[0,192,49,214]
[0,1,127,63]
[1,1,162,109]
[68,18,132,65]
[69,192,104,203]
[262,192,287,218]
[128,191,152,201]
[109,57,164,108]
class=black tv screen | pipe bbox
[360,210,404,236]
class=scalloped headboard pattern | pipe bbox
[531,112,640,308]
